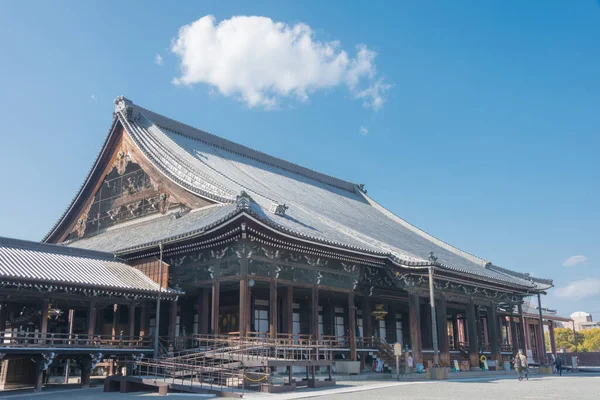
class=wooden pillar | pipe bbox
[269,279,278,339]
[509,318,517,352]
[128,304,136,337]
[212,280,220,335]
[466,299,479,367]
[549,322,557,356]
[452,315,459,350]
[488,303,501,366]
[436,294,450,366]
[385,302,395,343]
[200,289,210,334]
[349,292,357,361]
[87,301,96,337]
[517,302,527,354]
[239,278,248,337]
[362,297,373,338]
[40,298,49,335]
[311,286,319,339]
[286,286,294,335]
[34,360,44,392]
[524,319,532,356]
[408,291,422,364]
[421,302,433,349]
[139,303,148,338]
[78,357,91,388]
[246,281,252,335]
[169,300,178,339]
[111,304,118,340]
[535,322,545,362]
[0,303,6,337]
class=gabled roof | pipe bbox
[62,96,552,291]
[0,236,177,298]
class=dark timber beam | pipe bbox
[408,291,422,365]
[436,294,450,366]
[87,301,96,336]
[211,280,220,335]
[488,303,501,367]
[362,297,372,338]
[517,302,527,355]
[111,304,118,340]
[169,300,178,339]
[200,289,209,334]
[270,279,278,339]
[311,286,319,339]
[139,302,148,338]
[286,286,293,335]
[239,278,248,337]
[40,298,49,335]
[349,292,357,361]
[129,304,136,337]
[466,299,480,367]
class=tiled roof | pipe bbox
[520,301,571,322]
[68,204,240,253]
[66,96,552,291]
[0,236,174,297]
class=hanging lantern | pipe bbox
[372,304,388,321]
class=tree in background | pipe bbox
[581,328,600,352]
[550,328,584,352]
[545,327,600,353]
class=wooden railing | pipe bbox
[500,343,514,353]
[0,331,152,349]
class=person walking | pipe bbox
[518,350,529,381]
[555,355,563,376]
[513,352,523,381]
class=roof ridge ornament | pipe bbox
[114,95,138,121]
[269,202,288,216]
[236,191,254,211]
[428,251,438,263]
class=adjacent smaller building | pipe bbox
[0,237,178,391]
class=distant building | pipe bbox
[580,321,600,330]
[570,311,593,331]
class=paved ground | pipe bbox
[0,374,598,399]
[301,375,600,400]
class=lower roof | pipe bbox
[0,236,176,298]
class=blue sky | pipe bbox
[0,1,598,320]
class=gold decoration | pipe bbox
[372,304,388,321]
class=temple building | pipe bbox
[0,96,562,392]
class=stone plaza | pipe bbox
[0,374,598,399]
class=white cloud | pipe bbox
[555,278,600,300]
[562,255,587,267]
[171,15,390,110]
[90,94,96,101]
[360,126,368,135]
[155,53,164,66]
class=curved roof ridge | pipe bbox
[126,99,359,193]
[487,264,553,287]
[360,192,489,267]
[42,115,120,242]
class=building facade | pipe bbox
[0,96,561,390]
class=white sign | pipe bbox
[394,343,403,356]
